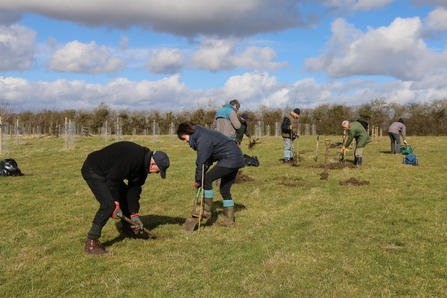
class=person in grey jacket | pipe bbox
[212,99,241,142]
[81,141,170,255]
[388,118,407,154]
[177,121,245,226]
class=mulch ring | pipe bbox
[273,176,302,187]
[235,173,255,184]
[339,177,370,186]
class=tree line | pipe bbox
[1,98,447,136]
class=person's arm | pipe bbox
[194,137,214,184]
[344,130,354,147]
[401,124,407,140]
[229,111,241,130]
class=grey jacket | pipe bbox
[388,122,406,139]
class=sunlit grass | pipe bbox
[1,134,446,297]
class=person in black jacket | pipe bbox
[81,141,170,255]
[177,121,245,226]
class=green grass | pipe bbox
[1,134,447,297]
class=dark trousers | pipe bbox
[203,166,238,201]
[81,161,132,228]
[388,132,400,154]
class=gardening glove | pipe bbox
[403,140,408,145]
[194,182,201,191]
[111,201,123,219]
[341,146,347,150]
[130,214,144,233]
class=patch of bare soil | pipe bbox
[273,177,301,181]
[320,172,329,180]
[273,176,301,187]
[235,173,254,184]
[339,177,370,186]
[313,163,357,169]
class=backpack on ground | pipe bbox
[403,153,418,166]
[243,154,260,167]
[0,158,24,176]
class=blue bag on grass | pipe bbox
[403,153,418,166]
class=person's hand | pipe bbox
[289,125,293,130]
[111,201,123,219]
[194,182,201,191]
[130,214,144,232]
[403,140,408,145]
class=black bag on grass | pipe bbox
[243,154,260,167]
[0,158,23,176]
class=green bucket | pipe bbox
[400,145,414,154]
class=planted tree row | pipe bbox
[1,98,447,136]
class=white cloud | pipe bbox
[303,17,447,81]
[2,70,447,112]
[0,0,313,37]
[424,7,447,32]
[0,24,35,71]
[47,40,126,74]
[222,71,284,101]
[190,37,288,71]
[144,48,185,74]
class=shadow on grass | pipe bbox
[101,203,246,246]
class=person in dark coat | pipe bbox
[235,113,251,145]
[177,121,245,226]
[280,108,300,163]
[81,141,170,255]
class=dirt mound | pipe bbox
[235,173,254,184]
[320,172,329,180]
[339,177,370,186]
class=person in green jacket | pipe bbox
[341,120,372,166]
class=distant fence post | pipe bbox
[169,122,175,139]
[152,120,159,142]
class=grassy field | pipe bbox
[1,134,446,297]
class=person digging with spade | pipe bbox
[81,141,170,255]
[341,120,372,167]
[177,121,245,227]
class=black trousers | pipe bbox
[203,166,238,201]
[81,161,133,228]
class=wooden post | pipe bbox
[64,117,68,149]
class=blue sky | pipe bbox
[0,0,446,113]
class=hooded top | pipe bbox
[188,125,245,183]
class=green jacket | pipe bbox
[345,122,372,148]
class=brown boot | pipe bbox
[84,239,111,256]
[120,225,150,240]
[191,198,213,219]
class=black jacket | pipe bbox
[189,125,245,183]
[85,141,151,213]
